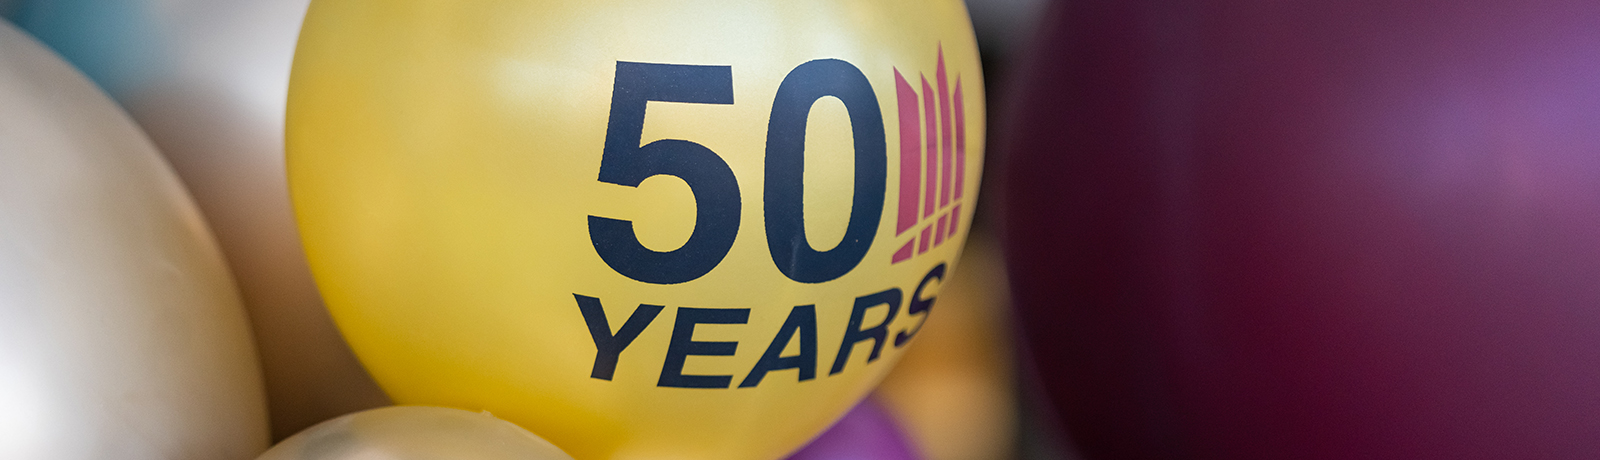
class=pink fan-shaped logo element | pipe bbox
[891,45,967,265]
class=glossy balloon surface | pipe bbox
[257,406,573,460]
[786,398,920,460]
[0,21,267,460]
[1004,1,1600,458]
[5,0,390,438]
[289,1,983,459]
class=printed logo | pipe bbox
[891,46,967,265]
[580,52,962,388]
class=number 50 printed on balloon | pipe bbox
[288,2,982,459]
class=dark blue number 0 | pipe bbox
[765,59,887,284]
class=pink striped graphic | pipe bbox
[920,76,938,220]
[893,240,915,264]
[894,70,921,236]
[953,78,967,202]
[948,78,967,241]
[889,43,968,265]
[947,203,963,240]
[937,47,954,209]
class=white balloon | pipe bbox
[0,21,267,460]
[6,0,390,438]
[258,406,574,460]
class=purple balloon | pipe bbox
[1003,0,1600,459]
[787,399,921,460]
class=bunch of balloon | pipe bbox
[786,398,922,460]
[1003,0,1600,459]
[255,406,573,460]
[0,22,267,460]
[287,0,985,458]
[4,0,390,439]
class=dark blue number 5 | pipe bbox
[590,62,740,285]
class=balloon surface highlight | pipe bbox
[288,1,984,458]
[0,21,267,460]
[257,406,573,460]
[5,0,390,438]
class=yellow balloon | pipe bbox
[287,1,983,459]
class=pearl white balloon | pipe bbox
[0,21,267,460]
[5,0,390,438]
[258,406,574,460]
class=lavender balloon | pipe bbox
[787,398,921,460]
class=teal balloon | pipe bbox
[5,0,167,98]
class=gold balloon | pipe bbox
[0,21,267,459]
[288,1,985,458]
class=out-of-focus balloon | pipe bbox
[1004,0,1600,459]
[5,0,390,439]
[288,1,983,458]
[875,230,1017,460]
[0,21,266,460]
[786,397,921,460]
[256,406,573,460]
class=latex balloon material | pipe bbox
[5,0,391,438]
[1004,1,1600,458]
[257,406,573,460]
[288,1,983,459]
[786,398,921,460]
[0,22,267,460]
